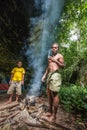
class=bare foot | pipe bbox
[45,112,52,117]
[42,114,56,123]
[49,115,56,122]
[41,115,50,121]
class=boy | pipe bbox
[7,60,25,103]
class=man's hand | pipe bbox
[48,56,65,68]
[48,56,58,63]
[41,75,46,83]
[41,67,48,82]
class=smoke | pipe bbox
[26,0,65,96]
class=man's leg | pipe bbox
[53,92,59,115]
[50,92,59,121]
[46,88,53,116]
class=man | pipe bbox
[7,60,25,103]
[41,43,65,122]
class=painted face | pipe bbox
[17,61,22,68]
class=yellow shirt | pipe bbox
[11,67,25,81]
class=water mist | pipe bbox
[26,0,65,96]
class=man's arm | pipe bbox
[41,67,49,82]
[57,57,65,68]
[49,56,65,68]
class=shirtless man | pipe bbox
[41,43,65,122]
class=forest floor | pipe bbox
[0,92,87,130]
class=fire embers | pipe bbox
[20,95,38,110]
[20,95,49,117]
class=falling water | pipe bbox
[26,0,65,96]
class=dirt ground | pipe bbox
[0,93,87,130]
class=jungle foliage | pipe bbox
[56,0,87,86]
[55,0,87,115]
[59,85,87,114]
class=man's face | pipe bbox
[52,44,58,55]
[17,61,22,68]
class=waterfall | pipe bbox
[26,0,65,96]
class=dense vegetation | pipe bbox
[56,0,87,86]
[59,85,87,116]
[56,0,87,115]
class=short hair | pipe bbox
[52,43,59,50]
[16,60,22,64]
